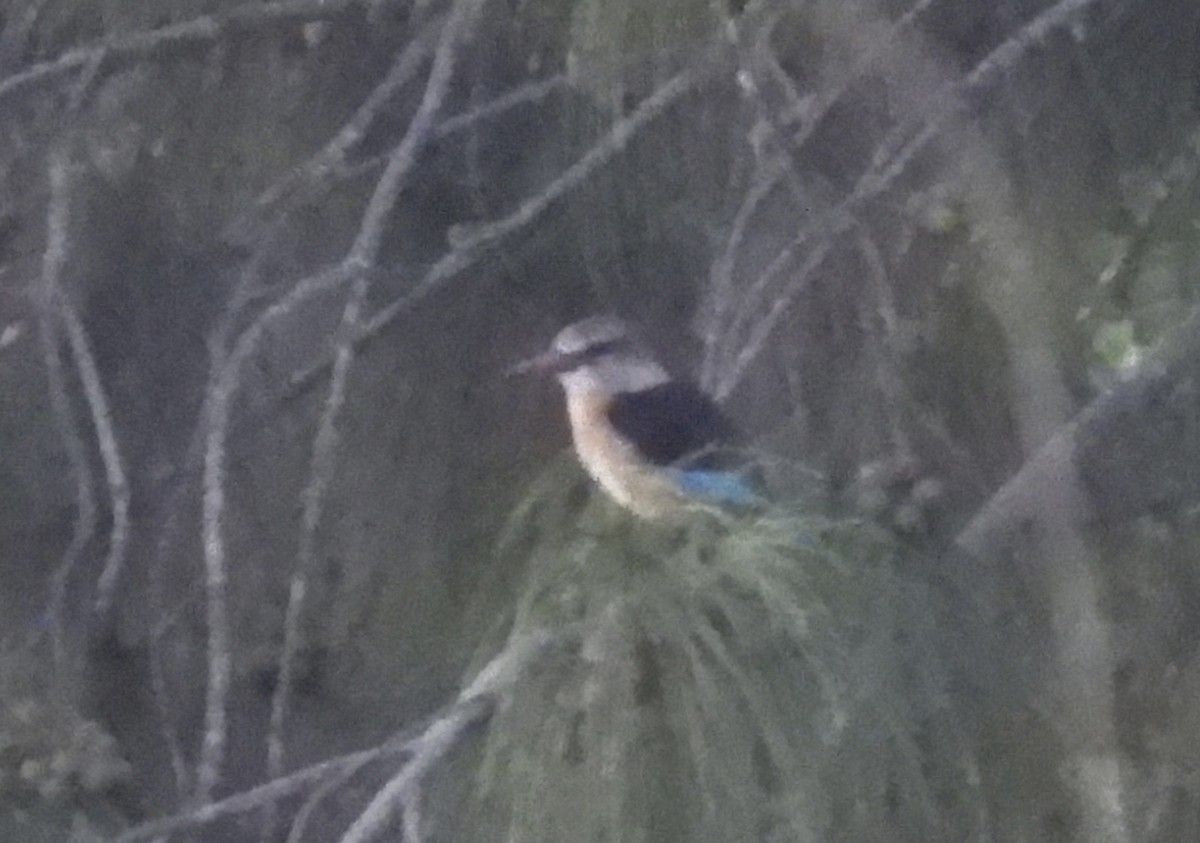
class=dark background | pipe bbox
[1,0,1199,840]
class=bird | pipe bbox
[510,315,759,519]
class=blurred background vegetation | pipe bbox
[0,0,1198,840]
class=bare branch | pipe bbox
[955,306,1200,558]
[715,236,833,400]
[283,55,719,399]
[249,71,569,263]
[69,288,132,616]
[33,150,96,669]
[711,0,1107,399]
[0,0,53,72]
[0,0,363,104]
[432,75,567,141]
[699,154,789,390]
[269,0,490,803]
[113,743,389,843]
[148,242,293,808]
[361,63,706,323]
[261,269,370,835]
[284,754,374,843]
[332,710,483,843]
[194,242,341,809]
[273,0,489,795]
[35,152,133,618]
[194,349,241,807]
[247,12,445,227]
[346,0,489,269]
[197,0,489,807]
[866,0,1102,193]
[701,0,940,392]
[112,629,564,843]
[336,630,560,843]
[855,228,915,461]
[402,791,423,843]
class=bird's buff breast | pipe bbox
[565,391,688,519]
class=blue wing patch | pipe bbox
[673,469,760,507]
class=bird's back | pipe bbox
[607,381,739,469]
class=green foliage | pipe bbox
[456,459,975,842]
[1091,319,1141,372]
[0,647,130,804]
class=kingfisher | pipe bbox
[511,315,759,519]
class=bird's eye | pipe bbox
[586,339,620,358]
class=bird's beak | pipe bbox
[505,349,566,377]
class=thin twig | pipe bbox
[149,240,286,807]
[67,279,133,616]
[715,229,836,401]
[284,752,375,843]
[855,228,915,461]
[115,743,390,843]
[701,0,939,390]
[66,46,108,112]
[699,154,789,390]
[34,150,96,670]
[189,213,372,818]
[146,417,215,805]
[254,72,569,246]
[432,75,566,140]
[401,788,424,843]
[113,629,563,843]
[0,0,53,71]
[195,255,346,810]
[360,63,705,328]
[198,0,489,807]
[866,0,1101,191]
[196,257,360,810]
[711,0,1106,399]
[285,55,719,400]
[269,0,488,788]
[346,0,488,268]
[248,12,445,223]
[195,343,241,807]
[38,152,133,618]
[336,630,560,843]
[260,274,371,840]
[0,0,363,103]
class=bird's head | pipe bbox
[509,315,669,396]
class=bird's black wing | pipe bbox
[607,381,739,468]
